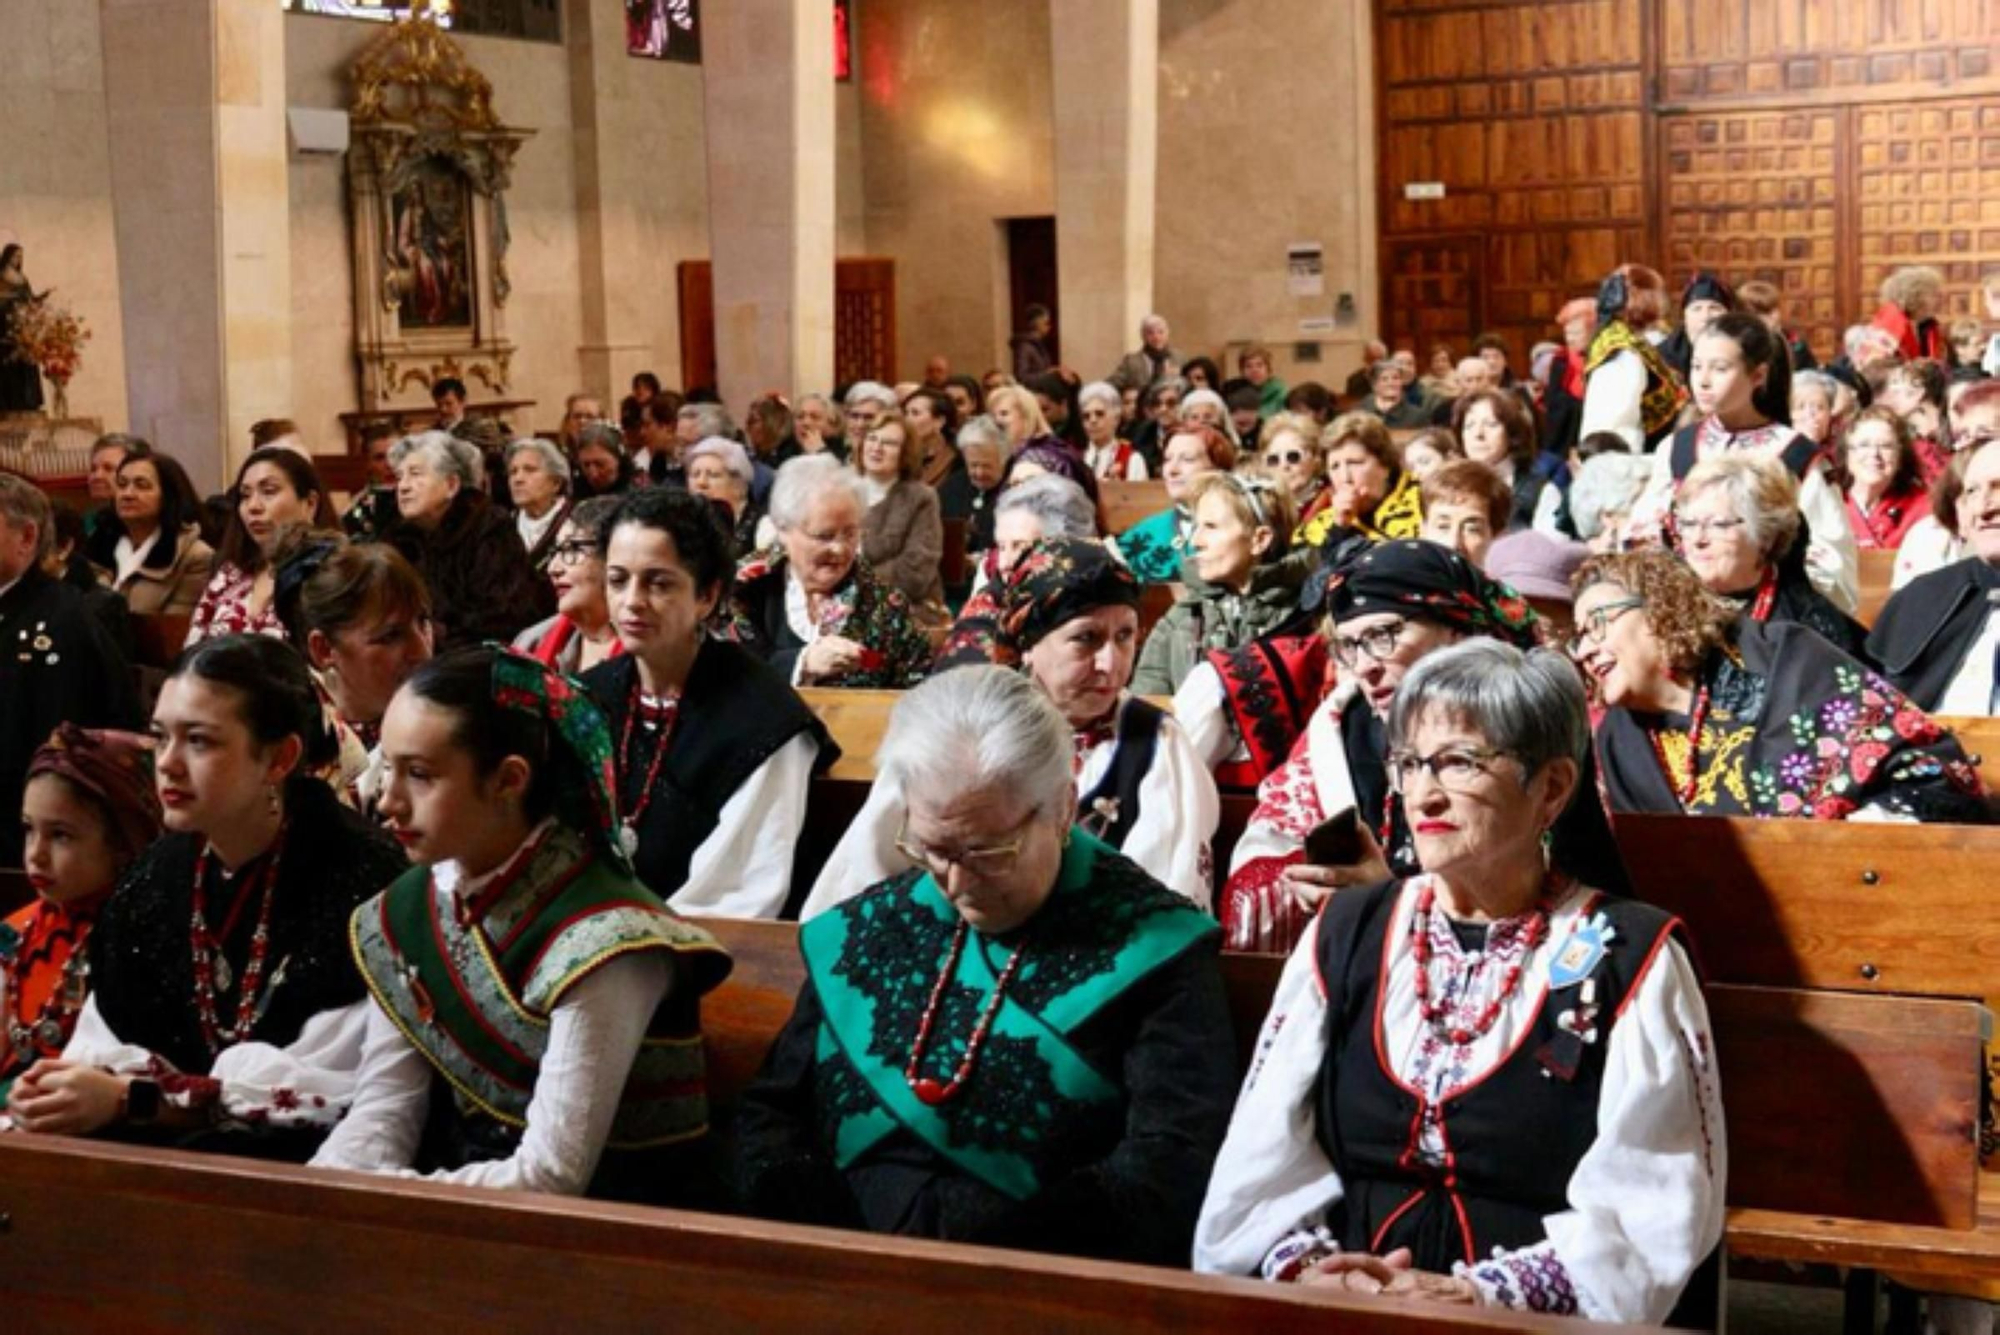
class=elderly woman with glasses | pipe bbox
[1132,468,1305,695]
[733,667,1237,1264]
[1222,541,1630,954]
[1571,551,1986,822]
[725,455,931,689]
[1671,453,1870,664]
[513,495,624,675]
[817,538,1219,912]
[386,431,552,650]
[1078,380,1148,480]
[1197,640,1725,1327]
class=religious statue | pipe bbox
[0,244,46,415]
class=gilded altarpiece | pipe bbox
[345,15,533,411]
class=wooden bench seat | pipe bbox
[1102,478,1168,537]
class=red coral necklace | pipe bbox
[904,920,1029,1107]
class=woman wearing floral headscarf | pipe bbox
[312,646,734,1201]
[1222,541,1630,954]
[4,726,162,1099]
[805,538,1219,914]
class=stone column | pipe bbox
[1049,0,1158,383]
[100,0,290,489]
[700,0,835,410]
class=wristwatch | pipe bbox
[123,1077,163,1126]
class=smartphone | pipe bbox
[1305,806,1366,868]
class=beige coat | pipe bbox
[94,524,215,617]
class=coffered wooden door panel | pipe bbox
[1853,99,2000,327]
[1382,236,1484,358]
[1658,107,1845,361]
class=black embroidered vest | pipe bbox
[1079,698,1165,850]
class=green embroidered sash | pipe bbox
[802,831,1216,1200]
[352,828,731,1149]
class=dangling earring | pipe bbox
[1539,826,1554,871]
[267,782,282,819]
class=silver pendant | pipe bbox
[215,954,234,994]
[7,1022,29,1059]
[33,1017,64,1049]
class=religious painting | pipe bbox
[627,0,700,62]
[389,159,475,330]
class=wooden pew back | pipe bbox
[690,917,1983,1230]
[1102,479,1168,536]
[0,1135,1636,1333]
[1856,548,1897,629]
[130,613,191,672]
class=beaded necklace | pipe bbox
[1408,879,1554,1048]
[904,919,1029,1107]
[1647,681,1714,810]
[1746,569,1779,623]
[1,905,95,1068]
[189,826,287,1056]
[617,679,682,847]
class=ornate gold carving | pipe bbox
[349,6,499,132]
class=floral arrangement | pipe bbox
[8,297,90,416]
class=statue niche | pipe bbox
[345,11,532,411]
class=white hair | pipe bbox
[844,380,898,411]
[1140,314,1169,336]
[876,666,1074,817]
[1179,388,1240,446]
[505,437,571,487]
[956,414,1007,457]
[1567,453,1653,542]
[678,401,735,439]
[685,435,754,488]
[994,474,1097,542]
[389,430,483,489]
[1078,380,1122,415]
[769,453,867,531]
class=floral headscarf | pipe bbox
[1322,539,1540,647]
[936,538,1139,670]
[489,648,631,871]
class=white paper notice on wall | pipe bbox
[1298,316,1337,334]
[1404,181,1446,201]
[1287,244,1325,298]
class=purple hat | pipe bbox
[1485,530,1590,603]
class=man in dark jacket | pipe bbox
[1867,437,2000,713]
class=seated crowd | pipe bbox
[2,266,1999,1326]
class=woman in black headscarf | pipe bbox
[1219,540,1630,953]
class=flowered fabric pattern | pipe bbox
[1116,506,1190,584]
[490,648,629,869]
[185,563,285,647]
[1321,540,1541,648]
[725,550,932,689]
[935,538,1139,670]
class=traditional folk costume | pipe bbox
[0,727,163,1101]
[1599,616,1990,821]
[820,540,1218,912]
[185,561,285,647]
[1129,558,1309,697]
[1630,415,1861,613]
[1222,543,1631,955]
[582,638,835,918]
[1869,557,2000,717]
[724,550,932,689]
[64,777,407,1159]
[1846,484,1929,552]
[1580,286,1686,453]
[1297,469,1424,548]
[1195,876,1725,1325]
[1173,632,1333,788]
[1709,533,1872,667]
[734,831,1237,1266]
[314,656,733,1199]
[1113,504,1193,584]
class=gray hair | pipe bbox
[1180,388,1240,446]
[685,435,755,488]
[575,420,626,457]
[0,473,53,560]
[877,665,1074,817]
[769,453,868,531]
[1679,453,1802,564]
[1567,453,1654,541]
[1792,369,1841,407]
[1146,375,1190,408]
[567,495,623,544]
[1140,313,1169,337]
[844,380,898,412]
[1387,639,1590,782]
[956,414,1007,458]
[1078,380,1122,415]
[995,474,1097,542]
[389,430,483,489]
[678,401,735,440]
[505,437,571,488]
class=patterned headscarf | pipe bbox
[28,724,162,861]
[488,648,631,872]
[1322,539,1540,647]
[936,538,1139,669]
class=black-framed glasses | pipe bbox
[1386,745,1515,795]
[1565,597,1644,656]
[550,540,598,566]
[1330,618,1409,668]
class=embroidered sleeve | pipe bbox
[1457,1240,1580,1315]
[1262,1225,1340,1282]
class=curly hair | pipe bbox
[1572,551,1736,677]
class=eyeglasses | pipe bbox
[1264,450,1307,467]
[1673,514,1747,539]
[1385,745,1514,795]
[1330,618,1409,668]
[800,526,861,549]
[893,812,1034,880]
[1081,407,1114,420]
[550,540,598,566]
[1564,597,1645,656]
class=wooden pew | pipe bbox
[1619,814,2000,1291]
[1102,478,1168,536]
[130,612,192,671]
[0,1136,1653,1334]
[940,516,971,591]
[1855,549,1897,629]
